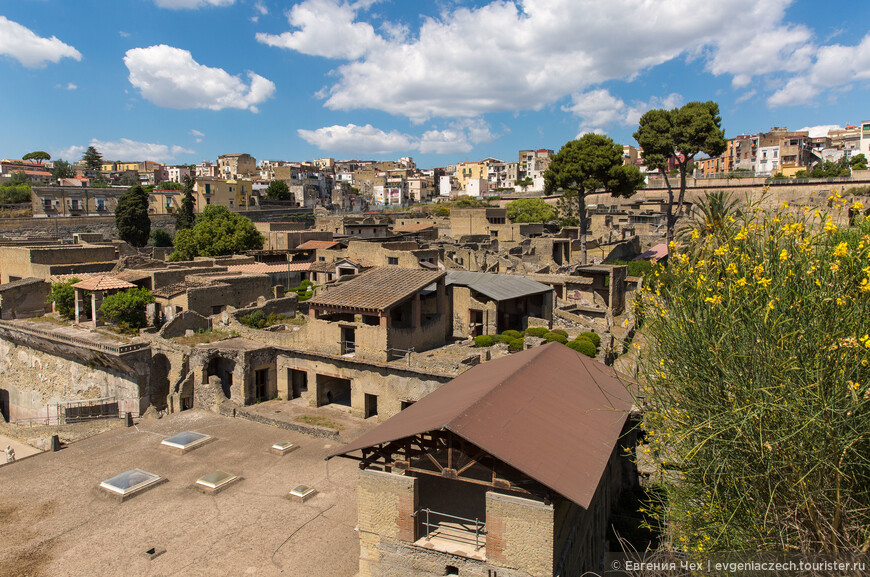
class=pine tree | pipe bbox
[175,175,196,230]
[115,185,151,247]
[82,146,103,177]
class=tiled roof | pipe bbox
[226,262,313,274]
[0,277,45,291]
[151,277,213,298]
[295,240,339,250]
[72,275,136,291]
[308,267,444,312]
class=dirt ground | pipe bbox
[0,410,361,577]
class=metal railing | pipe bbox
[411,508,486,551]
[337,339,356,354]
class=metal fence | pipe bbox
[411,508,486,551]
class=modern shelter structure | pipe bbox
[329,342,637,577]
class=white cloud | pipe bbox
[298,124,414,155]
[56,82,78,90]
[298,119,494,155]
[58,139,194,162]
[0,16,81,68]
[124,45,275,112]
[564,89,682,135]
[190,129,205,143]
[768,34,870,107]
[797,124,843,138]
[251,1,268,21]
[260,0,830,121]
[256,0,384,59]
[56,145,85,161]
[119,31,131,38]
[153,0,235,9]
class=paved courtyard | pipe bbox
[0,410,361,577]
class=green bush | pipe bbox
[578,331,601,347]
[47,278,81,319]
[508,337,525,352]
[492,334,512,344]
[150,228,173,247]
[99,287,155,330]
[473,335,494,347]
[524,327,548,338]
[501,329,522,340]
[550,329,568,337]
[241,310,268,329]
[543,331,568,344]
[567,338,596,357]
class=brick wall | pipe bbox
[486,491,554,576]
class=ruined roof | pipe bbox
[0,277,44,291]
[392,223,435,233]
[151,277,213,298]
[295,240,340,250]
[226,262,313,274]
[445,271,552,301]
[72,275,136,291]
[308,267,445,312]
[49,273,98,284]
[329,342,633,509]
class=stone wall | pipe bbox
[451,285,498,338]
[0,338,146,421]
[486,492,554,575]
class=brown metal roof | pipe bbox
[307,267,444,312]
[72,275,136,291]
[295,240,340,250]
[329,342,633,508]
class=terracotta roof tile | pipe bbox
[72,275,136,291]
[227,262,313,274]
[308,267,444,312]
[295,240,339,250]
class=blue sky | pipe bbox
[1,0,868,168]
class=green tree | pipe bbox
[51,159,75,181]
[119,173,139,186]
[265,179,290,200]
[169,205,264,261]
[9,171,28,186]
[23,151,50,162]
[0,184,32,204]
[636,207,870,551]
[515,177,534,192]
[115,185,151,247]
[175,175,196,231]
[505,198,556,223]
[634,101,727,243]
[99,287,155,331]
[150,228,173,247]
[544,133,644,264]
[81,145,103,178]
[850,153,868,171]
[47,278,81,319]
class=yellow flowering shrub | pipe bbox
[635,205,870,552]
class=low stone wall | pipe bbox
[217,401,340,440]
[158,310,210,339]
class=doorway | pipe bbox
[254,368,269,402]
[289,368,307,399]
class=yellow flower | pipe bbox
[860,278,870,292]
[837,297,846,306]
[833,242,849,258]
[714,245,729,256]
[781,201,789,209]
[736,277,748,287]
[735,227,748,241]
[726,262,738,275]
[824,218,838,234]
[758,277,772,287]
[853,200,865,211]
[830,261,840,272]
[704,295,723,305]
[691,228,700,241]
[767,300,775,310]
[779,249,788,262]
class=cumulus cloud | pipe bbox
[124,45,275,112]
[797,124,844,138]
[251,1,268,22]
[259,0,832,121]
[768,34,870,107]
[564,89,682,135]
[0,16,81,68]
[153,0,235,9]
[58,139,194,162]
[298,119,494,155]
[298,124,414,155]
[256,0,383,59]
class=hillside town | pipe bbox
[1,104,869,577]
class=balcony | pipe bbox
[412,508,486,560]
